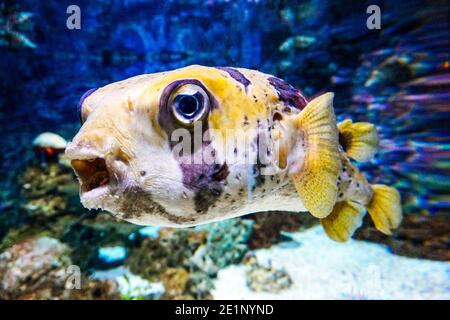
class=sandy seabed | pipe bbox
[212,226,450,300]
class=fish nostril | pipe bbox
[71,158,110,192]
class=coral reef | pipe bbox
[244,254,293,293]
[185,272,214,300]
[126,219,255,299]
[91,267,165,300]
[5,162,140,273]
[355,211,450,261]
[19,163,79,217]
[161,268,191,300]
[0,236,71,299]
[60,215,139,271]
[0,236,119,299]
[249,211,318,249]
[190,219,254,275]
[127,228,207,280]
[126,227,216,299]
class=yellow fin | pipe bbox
[321,201,366,242]
[366,184,402,235]
[338,119,379,162]
[290,92,341,218]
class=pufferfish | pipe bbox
[66,65,402,242]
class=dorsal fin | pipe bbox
[338,119,379,162]
[289,93,341,218]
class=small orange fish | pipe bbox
[66,65,402,241]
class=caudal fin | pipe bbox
[366,184,402,235]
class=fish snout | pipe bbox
[65,135,130,200]
[65,140,111,194]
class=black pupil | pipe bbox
[175,93,201,119]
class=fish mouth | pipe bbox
[69,156,120,209]
[66,140,134,210]
[71,158,111,193]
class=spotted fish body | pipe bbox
[66,65,402,242]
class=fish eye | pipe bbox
[77,88,97,125]
[169,84,210,126]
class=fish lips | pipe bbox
[65,144,130,210]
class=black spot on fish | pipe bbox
[268,76,308,110]
[273,112,283,121]
[179,147,227,213]
[252,132,266,190]
[193,185,222,213]
[212,163,229,181]
[217,67,251,92]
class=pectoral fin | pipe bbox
[338,119,379,162]
[289,92,341,218]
